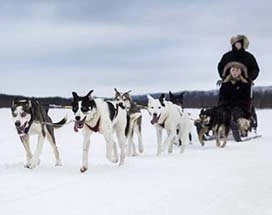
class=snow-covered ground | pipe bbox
[0,108,271,215]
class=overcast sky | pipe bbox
[0,0,271,98]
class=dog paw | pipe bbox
[28,158,40,169]
[55,160,62,167]
[118,158,125,166]
[28,163,37,169]
[138,145,144,153]
[132,152,138,157]
[113,156,119,163]
[106,154,118,163]
[80,166,88,173]
[24,163,31,168]
[110,157,118,163]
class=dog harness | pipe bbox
[85,118,100,132]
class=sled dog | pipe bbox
[147,94,191,155]
[198,107,231,147]
[113,88,143,156]
[72,90,129,172]
[11,98,67,168]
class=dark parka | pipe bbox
[218,80,251,119]
[218,43,260,81]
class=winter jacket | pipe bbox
[218,48,259,81]
[218,80,251,118]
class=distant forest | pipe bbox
[1,86,271,109]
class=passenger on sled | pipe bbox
[218,63,251,137]
[217,35,260,140]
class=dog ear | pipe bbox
[86,90,94,100]
[124,90,132,95]
[114,88,120,94]
[123,90,132,100]
[11,98,19,107]
[147,94,153,100]
[159,94,165,107]
[169,91,174,100]
[159,93,165,100]
[72,92,79,100]
[86,90,93,101]
[26,99,32,108]
[11,98,18,110]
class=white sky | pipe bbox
[0,0,271,97]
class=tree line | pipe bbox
[0,86,271,109]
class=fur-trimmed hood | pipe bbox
[223,61,248,78]
[222,61,249,83]
[230,35,249,49]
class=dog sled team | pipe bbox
[10,35,261,172]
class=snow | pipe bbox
[0,108,272,215]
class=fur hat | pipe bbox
[230,35,249,49]
[222,61,248,80]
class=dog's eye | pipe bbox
[12,113,18,117]
[158,107,161,109]
[81,107,89,112]
[151,106,154,109]
[21,112,27,117]
[72,106,78,113]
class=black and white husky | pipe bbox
[147,94,192,155]
[113,88,143,156]
[11,98,67,169]
[72,90,129,172]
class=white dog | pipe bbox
[72,90,129,172]
[147,94,192,155]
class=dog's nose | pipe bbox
[15,121,21,127]
[153,113,158,118]
[75,116,81,121]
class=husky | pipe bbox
[11,98,67,169]
[198,107,231,147]
[169,91,185,108]
[72,90,129,173]
[113,88,143,156]
[147,94,191,155]
[169,91,193,145]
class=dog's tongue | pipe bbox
[73,122,79,132]
[151,115,159,125]
[16,122,28,134]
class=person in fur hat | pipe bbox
[218,35,260,82]
[218,63,251,127]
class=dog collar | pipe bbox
[159,122,165,128]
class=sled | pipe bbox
[195,106,260,144]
